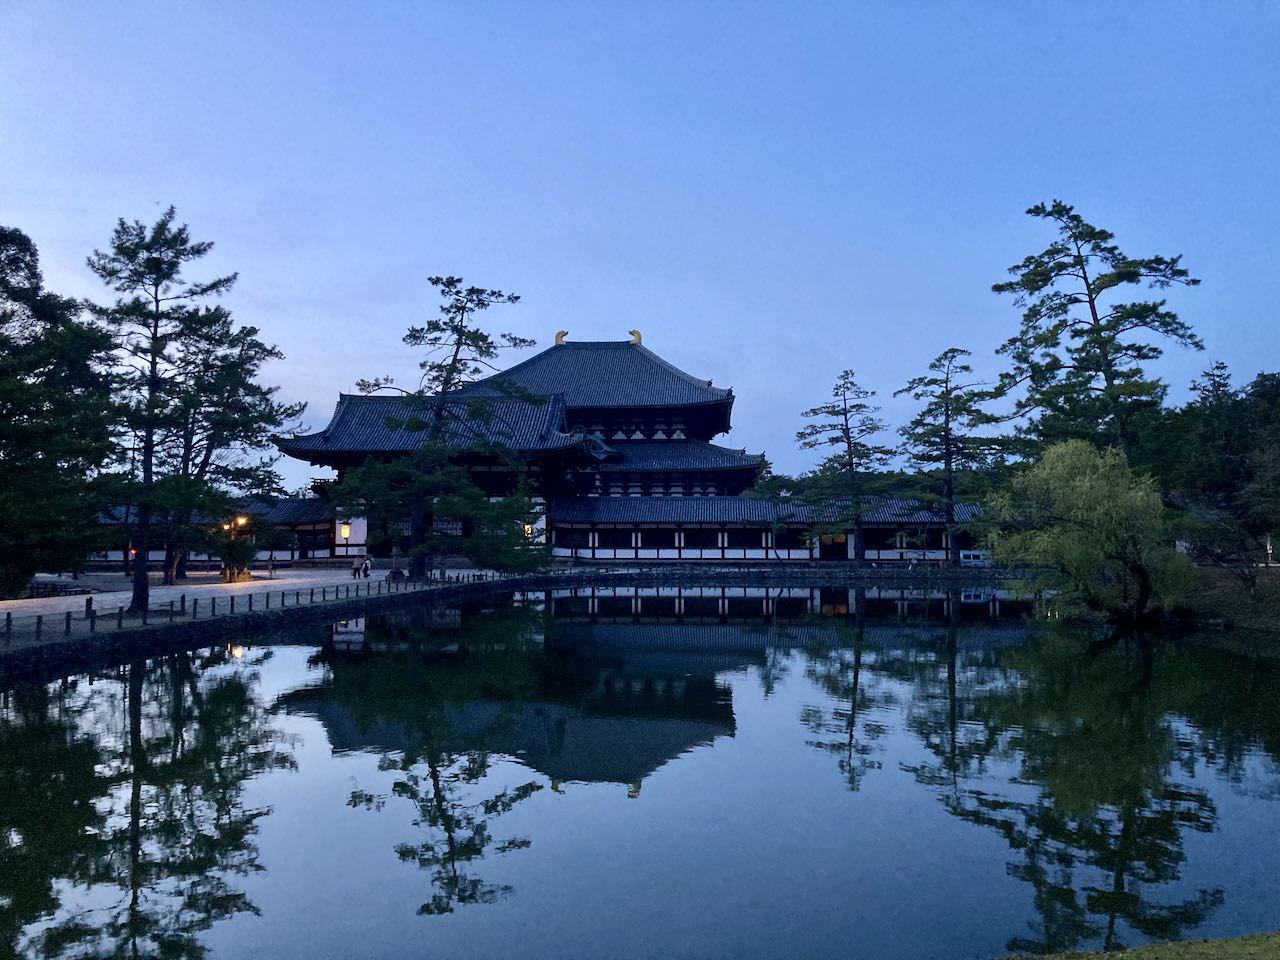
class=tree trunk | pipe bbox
[131,500,151,613]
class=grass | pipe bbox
[1178,566,1280,655]
[1003,931,1280,959]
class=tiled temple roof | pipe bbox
[277,393,582,458]
[598,440,765,473]
[460,341,732,408]
[251,497,334,526]
[547,496,982,525]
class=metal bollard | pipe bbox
[36,615,43,639]
[5,611,11,646]
[192,599,199,620]
[84,596,94,620]
[168,601,175,622]
[295,591,300,605]
[248,595,254,611]
[65,611,72,636]
[89,610,96,634]
[117,606,124,629]
[210,598,216,617]
[180,594,186,613]
[230,597,236,614]
[265,592,270,609]
[310,588,315,603]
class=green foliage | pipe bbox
[896,347,1000,532]
[340,275,543,577]
[88,206,301,600]
[358,275,533,401]
[0,227,114,597]
[992,200,1201,454]
[988,441,1192,619]
[1136,363,1280,593]
[796,370,893,485]
[209,516,258,581]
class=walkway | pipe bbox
[0,567,488,653]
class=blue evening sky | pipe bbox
[3,2,1277,488]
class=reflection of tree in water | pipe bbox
[798,609,894,792]
[1,648,294,959]
[905,626,1226,955]
[336,605,546,916]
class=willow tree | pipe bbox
[988,441,1192,623]
[334,276,540,578]
[992,201,1201,454]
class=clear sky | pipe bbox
[3,1,1277,490]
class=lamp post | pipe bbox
[220,515,252,582]
[340,520,351,556]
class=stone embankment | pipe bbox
[0,563,1012,682]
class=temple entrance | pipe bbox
[818,534,848,561]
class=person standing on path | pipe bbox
[351,557,361,579]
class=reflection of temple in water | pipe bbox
[284,612,744,789]
[539,584,1032,623]
[293,584,1031,790]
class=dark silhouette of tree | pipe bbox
[795,371,894,564]
[0,227,114,597]
[991,200,1201,456]
[334,276,540,579]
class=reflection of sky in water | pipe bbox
[4,618,1280,960]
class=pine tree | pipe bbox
[796,370,893,564]
[0,227,114,596]
[88,207,298,605]
[992,200,1201,454]
[334,276,540,578]
[895,347,998,562]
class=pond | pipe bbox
[2,585,1279,959]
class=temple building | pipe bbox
[279,332,765,501]
[277,331,979,564]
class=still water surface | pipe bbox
[3,589,1279,959]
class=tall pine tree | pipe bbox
[88,207,300,604]
[992,200,1201,455]
[895,347,997,563]
[796,370,893,564]
[333,276,541,578]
